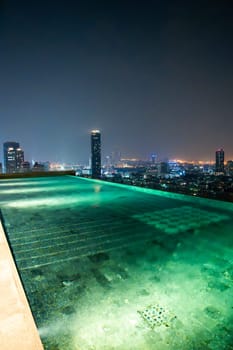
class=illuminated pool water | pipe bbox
[0,175,233,350]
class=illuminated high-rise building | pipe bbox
[91,130,101,179]
[3,141,24,173]
[215,148,224,174]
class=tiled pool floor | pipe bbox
[0,176,233,349]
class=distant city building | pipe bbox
[151,154,157,164]
[226,160,233,176]
[91,130,101,178]
[16,148,24,169]
[105,155,111,167]
[215,148,225,174]
[158,162,169,177]
[20,161,31,172]
[32,162,45,172]
[111,150,121,166]
[3,141,24,173]
[0,162,2,174]
[4,141,19,172]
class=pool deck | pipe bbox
[0,221,44,350]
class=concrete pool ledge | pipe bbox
[0,221,44,350]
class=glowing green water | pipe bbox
[0,176,233,350]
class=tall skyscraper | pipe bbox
[91,130,101,179]
[3,141,24,173]
[215,148,225,174]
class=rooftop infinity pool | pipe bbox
[0,175,233,350]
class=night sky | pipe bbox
[1,0,233,163]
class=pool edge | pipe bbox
[0,220,44,350]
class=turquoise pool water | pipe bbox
[0,175,233,350]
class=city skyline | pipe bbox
[1,137,232,167]
[1,1,233,162]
